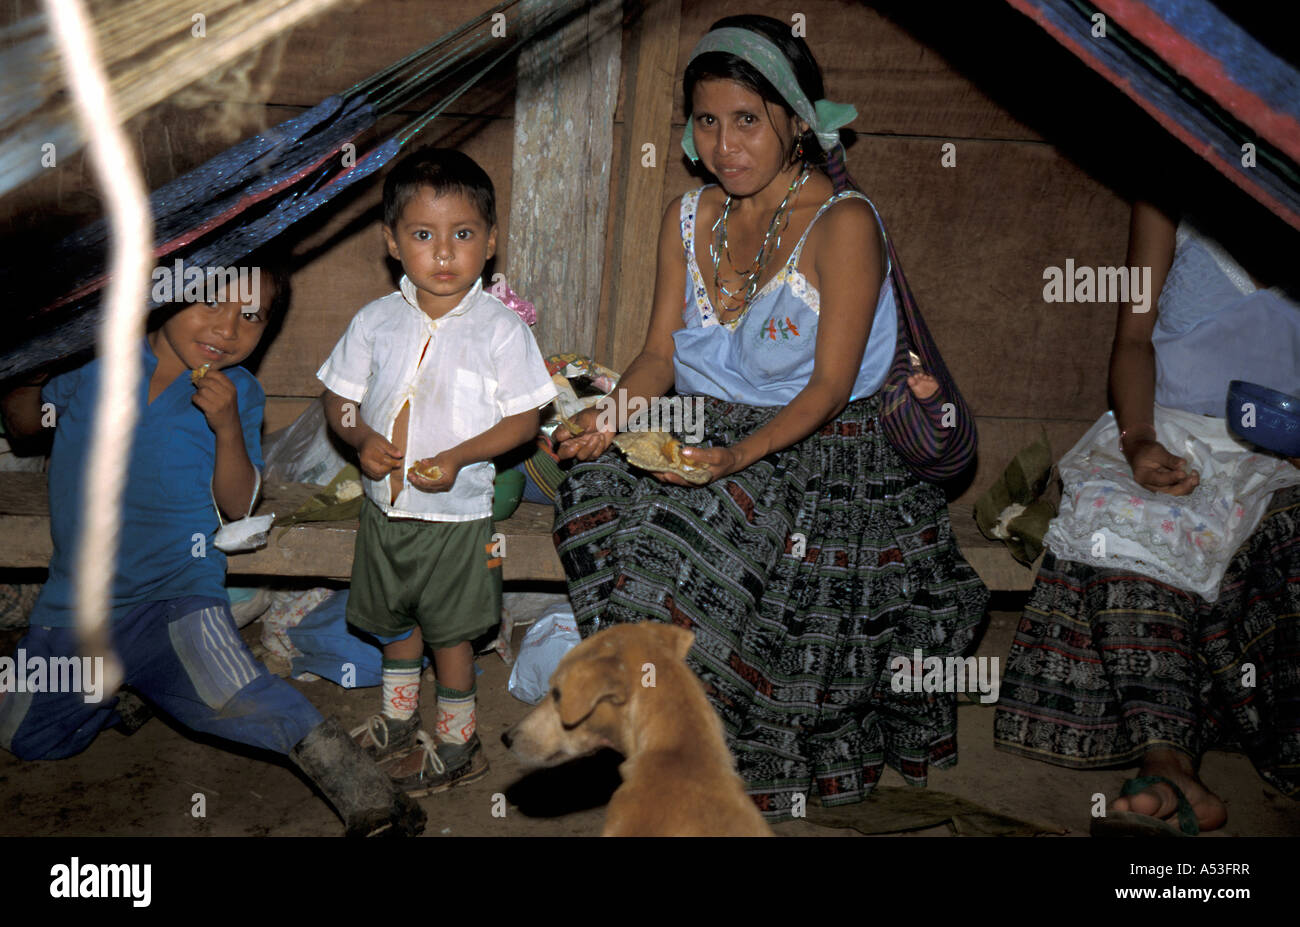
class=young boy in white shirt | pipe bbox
[319,149,556,795]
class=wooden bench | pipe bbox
[0,473,1038,590]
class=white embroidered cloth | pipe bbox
[1044,405,1300,602]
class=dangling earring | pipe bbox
[794,138,804,163]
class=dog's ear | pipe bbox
[557,656,629,728]
[648,623,696,661]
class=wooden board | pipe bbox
[603,0,682,373]
[0,475,566,582]
[255,0,517,114]
[671,0,1046,141]
[954,415,1095,507]
[264,397,315,434]
[0,473,1033,590]
[506,0,621,359]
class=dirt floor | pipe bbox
[2,596,1298,838]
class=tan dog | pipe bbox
[502,623,773,836]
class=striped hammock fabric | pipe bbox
[1004,0,1300,230]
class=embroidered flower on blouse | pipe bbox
[786,269,818,311]
[757,315,802,341]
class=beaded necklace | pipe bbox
[709,168,809,324]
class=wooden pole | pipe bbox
[507,0,622,359]
[601,0,681,373]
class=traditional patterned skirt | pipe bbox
[994,485,1300,797]
[553,394,990,818]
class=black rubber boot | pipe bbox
[112,689,154,736]
[290,717,427,837]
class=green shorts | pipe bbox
[346,499,502,650]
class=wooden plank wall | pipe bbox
[510,0,621,359]
[4,0,1188,508]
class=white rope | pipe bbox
[43,0,156,697]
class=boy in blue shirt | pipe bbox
[0,258,424,836]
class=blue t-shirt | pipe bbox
[28,339,265,627]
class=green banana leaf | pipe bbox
[973,429,1058,566]
[273,465,365,527]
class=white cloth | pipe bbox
[1045,405,1300,602]
[317,277,557,521]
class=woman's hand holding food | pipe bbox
[553,406,615,461]
[653,443,743,486]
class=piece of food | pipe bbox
[557,408,584,436]
[407,460,442,482]
[191,363,211,383]
[612,431,710,484]
[335,480,363,502]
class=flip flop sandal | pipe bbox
[1090,775,1200,837]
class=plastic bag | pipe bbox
[1045,405,1300,601]
[213,513,275,552]
[263,397,352,486]
[506,603,580,704]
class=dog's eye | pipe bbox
[550,687,560,701]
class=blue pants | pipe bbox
[0,596,323,759]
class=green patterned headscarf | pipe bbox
[681,26,857,163]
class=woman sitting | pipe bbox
[552,14,988,819]
[994,197,1300,835]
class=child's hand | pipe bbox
[407,451,459,493]
[191,368,241,436]
[358,432,403,481]
[907,372,940,401]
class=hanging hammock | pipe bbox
[0,0,591,382]
[1004,0,1300,230]
[0,0,353,197]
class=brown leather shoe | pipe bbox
[380,730,489,798]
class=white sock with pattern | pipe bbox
[380,659,422,722]
[435,683,476,744]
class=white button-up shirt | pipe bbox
[318,276,557,521]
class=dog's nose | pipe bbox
[501,728,514,749]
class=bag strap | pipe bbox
[881,226,918,330]
[880,223,947,376]
[211,467,262,528]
